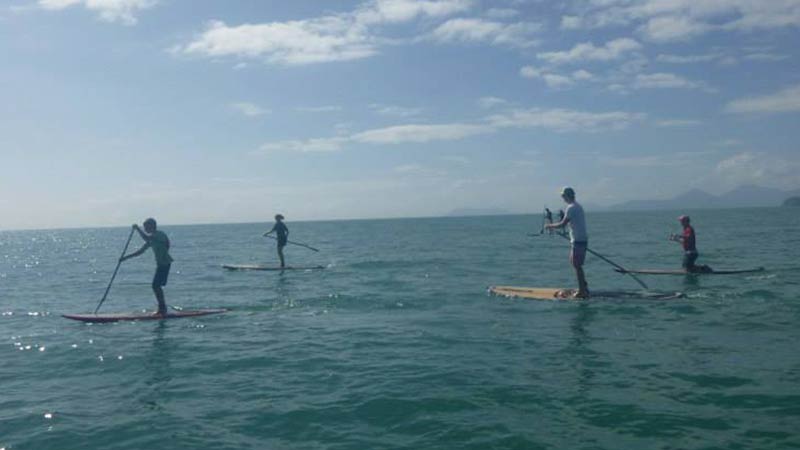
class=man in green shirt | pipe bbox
[120,218,173,316]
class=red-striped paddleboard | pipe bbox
[614,267,764,275]
[489,286,683,301]
[222,264,325,271]
[62,309,227,323]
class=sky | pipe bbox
[1,0,799,230]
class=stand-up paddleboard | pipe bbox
[614,267,764,276]
[489,286,683,301]
[62,309,227,323]
[222,264,325,271]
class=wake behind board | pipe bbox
[223,264,325,271]
[489,286,683,301]
[62,309,227,323]
[614,267,764,276]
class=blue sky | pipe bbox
[1,0,799,229]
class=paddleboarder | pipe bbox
[119,218,173,316]
[669,215,708,273]
[263,214,289,268]
[545,187,589,298]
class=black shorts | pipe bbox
[277,237,288,248]
[682,251,698,269]
[153,264,171,287]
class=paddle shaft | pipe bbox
[265,234,319,252]
[554,232,649,290]
[94,227,136,314]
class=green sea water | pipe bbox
[1,208,799,449]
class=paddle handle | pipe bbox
[94,227,136,314]
[264,234,319,252]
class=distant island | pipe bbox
[607,185,800,211]
[784,197,800,207]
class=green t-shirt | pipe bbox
[149,230,174,266]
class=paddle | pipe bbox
[94,226,136,314]
[264,234,319,252]
[552,231,649,289]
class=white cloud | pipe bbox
[295,105,343,113]
[563,0,800,42]
[638,15,710,42]
[38,0,156,25]
[655,119,702,127]
[600,155,685,168]
[353,0,473,25]
[537,38,641,65]
[656,53,723,64]
[369,104,423,117]
[519,65,540,78]
[477,96,508,108]
[633,72,709,90]
[714,139,744,148]
[441,155,471,164]
[540,73,574,88]
[351,123,492,144]
[177,19,376,65]
[486,8,519,19]
[572,69,593,80]
[655,119,702,128]
[254,105,644,154]
[715,151,800,189]
[725,83,800,114]
[743,52,789,62]
[393,164,446,177]
[253,137,347,155]
[488,108,645,132]
[560,15,583,30]
[430,18,541,48]
[176,0,472,65]
[39,0,81,8]
[520,66,593,89]
[231,102,269,117]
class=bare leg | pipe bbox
[278,245,285,268]
[153,285,167,316]
[574,266,589,298]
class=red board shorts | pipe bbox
[570,241,587,268]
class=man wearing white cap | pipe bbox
[545,187,589,298]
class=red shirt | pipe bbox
[682,225,696,252]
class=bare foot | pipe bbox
[555,289,575,299]
[571,290,590,299]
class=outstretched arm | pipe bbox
[669,233,684,244]
[263,223,278,237]
[545,217,570,230]
[120,243,149,262]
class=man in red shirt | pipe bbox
[670,215,701,272]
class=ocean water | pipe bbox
[1,208,799,450]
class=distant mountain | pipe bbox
[784,197,800,207]
[447,208,513,217]
[608,185,800,211]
